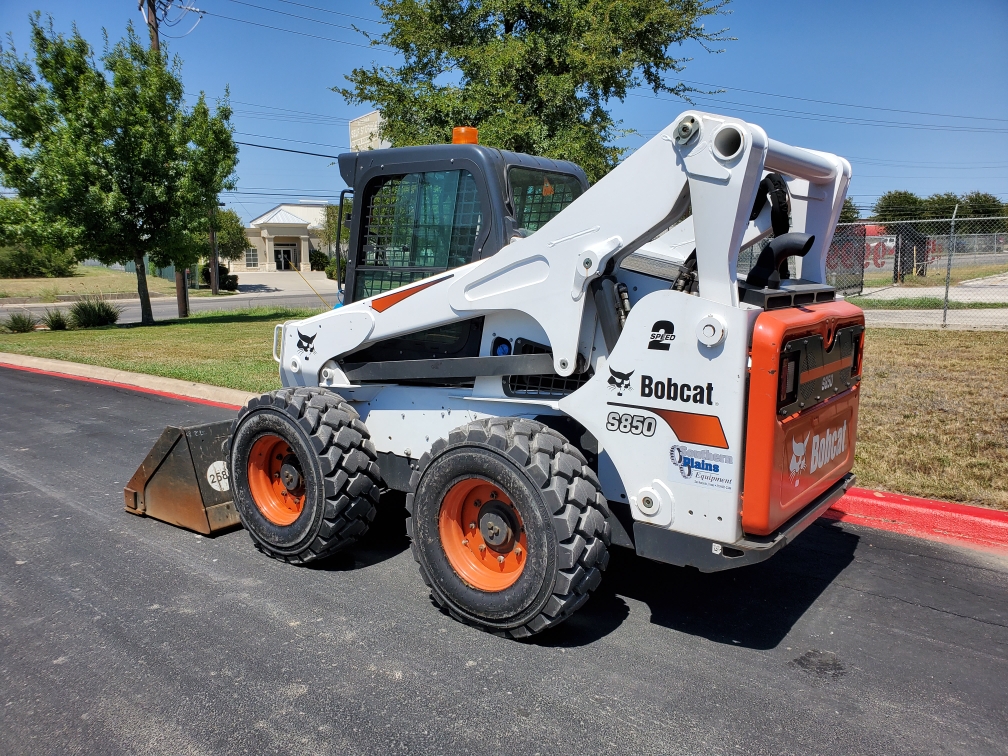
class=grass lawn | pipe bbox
[863,263,1008,289]
[0,306,321,392]
[0,266,177,299]
[856,329,1008,509]
[848,297,1008,310]
[1,309,1005,509]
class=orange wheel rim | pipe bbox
[438,478,527,592]
[247,434,306,526]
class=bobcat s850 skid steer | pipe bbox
[126,111,863,638]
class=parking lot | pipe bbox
[1,366,1006,755]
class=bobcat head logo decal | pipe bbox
[789,432,810,482]
[296,330,316,361]
[607,367,634,397]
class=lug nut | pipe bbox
[479,544,486,552]
[469,522,476,530]
[497,555,505,565]
[515,546,522,557]
[461,539,468,546]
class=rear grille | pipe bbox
[504,369,593,399]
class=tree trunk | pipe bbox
[175,271,188,317]
[209,207,219,295]
[134,251,154,325]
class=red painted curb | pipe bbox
[5,359,1007,554]
[0,361,243,411]
[824,487,1008,554]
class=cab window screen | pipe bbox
[354,169,483,300]
[508,168,583,233]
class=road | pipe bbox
[1,367,1006,755]
[1,270,344,324]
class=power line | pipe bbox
[235,131,349,150]
[219,0,361,34]
[628,93,1008,134]
[676,79,1008,124]
[271,0,385,26]
[235,140,341,158]
[197,9,394,51]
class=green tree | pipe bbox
[0,195,77,257]
[0,16,236,323]
[337,0,732,182]
[212,208,248,262]
[184,93,238,293]
[0,197,77,276]
[839,196,860,223]
[316,200,353,285]
[922,192,959,220]
[872,190,923,223]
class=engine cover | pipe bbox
[742,301,865,536]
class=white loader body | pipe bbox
[273,110,856,557]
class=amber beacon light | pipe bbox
[452,126,479,144]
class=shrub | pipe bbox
[200,263,230,287]
[309,248,329,271]
[222,273,239,291]
[41,308,68,331]
[0,245,76,278]
[70,295,122,328]
[5,311,37,332]
[324,256,343,282]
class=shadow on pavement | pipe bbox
[315,491,410,572]
[538,520,859,649]
[238,283,281,293]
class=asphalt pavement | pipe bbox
[1,366,1006,755]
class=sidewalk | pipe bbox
[860,272,1008,303]
[863,308,1008,330]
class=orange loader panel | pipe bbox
[742,301,865,536]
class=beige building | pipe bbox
[243,202,329,272]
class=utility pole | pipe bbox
[142,0,191,317]
[209,203,223,295]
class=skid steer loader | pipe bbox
[127,110,863,638]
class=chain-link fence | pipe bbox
[737,224,868,297]
[842,216,1008,330]
[736,216,1008,329]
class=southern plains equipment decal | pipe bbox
[670,445,735,491]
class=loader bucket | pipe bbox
[124,421,241,535]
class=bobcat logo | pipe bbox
[789,432,810,482]
[607,367,634,397]
[296,330,316,362]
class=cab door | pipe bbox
[346,168,488,303]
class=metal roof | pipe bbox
[251,207,311,227]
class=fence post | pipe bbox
[942,204,958,329]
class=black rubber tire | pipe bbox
[225,387,381,564]
[407,418,611,639]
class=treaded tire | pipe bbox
[407,418,611,639]
[225,387,381,564]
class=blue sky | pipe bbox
[2,0,1006,223]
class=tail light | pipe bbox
[778,351,800,409]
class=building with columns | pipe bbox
[243,202,329,272]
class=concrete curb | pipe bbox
[0,352,255,410]
[3,351,1007,554]
[825,487,1008,554]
